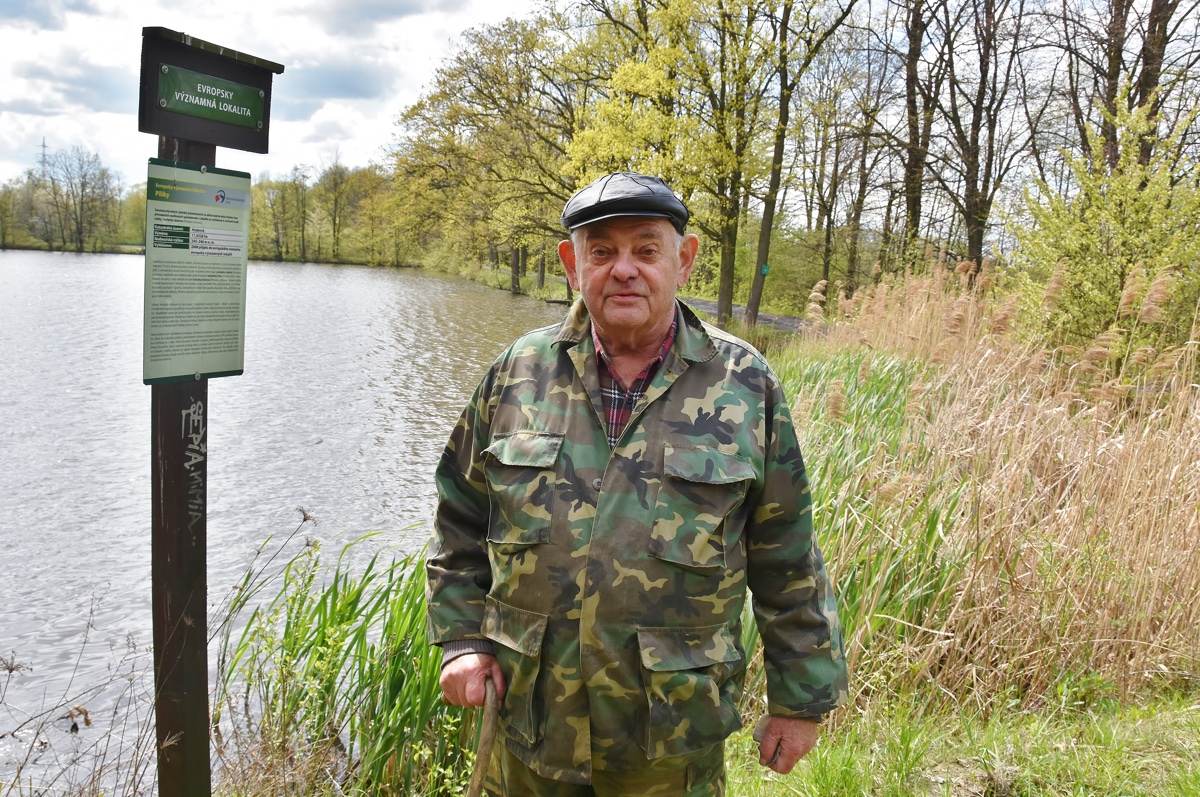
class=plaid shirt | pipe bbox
[592,315,678,447]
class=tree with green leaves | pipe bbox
[1015,99,1200,354]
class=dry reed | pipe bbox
[792,265,1200,709]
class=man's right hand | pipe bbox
[439,652,507,707]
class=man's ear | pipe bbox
[558,239,580,290]
[676,233,700,286]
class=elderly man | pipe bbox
[426,172,846,796]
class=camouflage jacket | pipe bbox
[426,299,847,784]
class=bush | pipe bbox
[1013,99,1200,353]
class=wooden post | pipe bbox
[140,28,282,794]
[151,135,215,797]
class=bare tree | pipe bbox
[1052,0,1200,169]
[928,0,1034,272]
[48,146,118,253]
[899,0,949,252]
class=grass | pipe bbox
[725,693,1200,795]
[211,529,481,796]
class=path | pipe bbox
[681,296,805,332]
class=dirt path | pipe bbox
[681,296,805,332]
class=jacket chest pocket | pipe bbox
[650,444,755,572]
[637,624,744,759]
[483,432,563,551]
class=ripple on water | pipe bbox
[0,252,567,777]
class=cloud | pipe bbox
[270,57,398,121]
[302,118,353,144]
[0,98,66,117]
[0,0,99,30]
[302,0,468,34]
[15,59,137,115]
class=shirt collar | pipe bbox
[591,315,677,368]
[554,298,717,364]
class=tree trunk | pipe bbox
[510,248,521,294]
[903,0,929,249]
[879,188,896,274]
[1135,0,1177,165]
[717,198,739,326]
[1100,1,1131,170]
[844,141,870,297]
[746,0,793,327]
[537,247,546,290]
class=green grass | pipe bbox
[725,694,1200,796]
[213,531,479,795]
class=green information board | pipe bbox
[143,158,251,384]
[158,64,264,130]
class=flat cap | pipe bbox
[561,172,689,234]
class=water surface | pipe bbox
[0,250,566,777]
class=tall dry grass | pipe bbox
[782,265,1200,710]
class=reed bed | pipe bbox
[212,531,478,796]
[779,266,1200,711]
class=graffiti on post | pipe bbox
[181,400,206,532]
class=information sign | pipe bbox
[143,158,250,384]
[158,64,264,130]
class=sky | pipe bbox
[0,0,538,187]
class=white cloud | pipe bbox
[0,0,537,186]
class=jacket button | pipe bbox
[592,478,603,490]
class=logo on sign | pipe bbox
[214,189,226,204]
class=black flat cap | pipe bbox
[561,172,689,234]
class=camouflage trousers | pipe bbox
[484,738,726,797]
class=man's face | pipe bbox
[558,217,699,343]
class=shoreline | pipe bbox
[0,245,803,328]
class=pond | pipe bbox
[0,250,567,782]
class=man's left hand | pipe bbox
[756,716,821,774]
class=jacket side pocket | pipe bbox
[637,623,744,759]
[482,595,549,747]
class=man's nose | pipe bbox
[610,250,639,280]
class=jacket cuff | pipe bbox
[439,638,496,667]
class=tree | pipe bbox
[928,0,1033,272]
[45,146,119,253]
[1015,100,1200,352]
[1053,0,1200,170]
[745,0,858,325]
[897,0,948,253]
[315,157,355,262]
[573,0,777,324]
[394,14,584,275]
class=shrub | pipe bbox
[1013,99,1200,354]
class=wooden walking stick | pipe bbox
[466,676,500,797]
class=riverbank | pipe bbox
[4,253,1195,795]
[0,241,146,256]
[207,275,1199,794]
[200,267,1200,793]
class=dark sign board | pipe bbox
[139,27,284,154]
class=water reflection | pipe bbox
[0,250,566,777]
